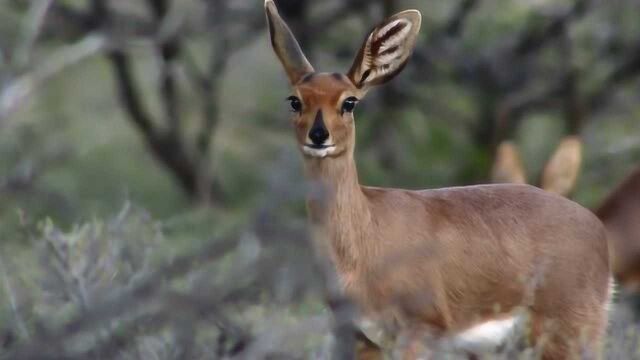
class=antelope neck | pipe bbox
[304,155,373,272]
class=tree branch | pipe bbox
[14,0,54,68]
[512,0,590,57]
[497,38,640,138]
[0,34,106,122]
[107,51,157,137]
[147,0,182,135]
[587,43,640,113]
[441,0,480,38]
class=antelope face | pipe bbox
[265,0,422,160]
[288,73,360,159]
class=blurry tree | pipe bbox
[1,0,640,209]
[406,0,640,184]
[1,0,382,208]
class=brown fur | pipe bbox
[595,167,640,290]
[307,147,609,358]
[293,76,357,158]
[493,138,640,293]
[265,2,611,358]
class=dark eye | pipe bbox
[341,96,359,114]
[287,96,302,113]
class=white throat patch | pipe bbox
[302,145,336,158]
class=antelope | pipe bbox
[492,137,640,291]
[596,167,640,290]
[264,1,611,358]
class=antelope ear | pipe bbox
[347,10,422,91]
[491,141,528,184]
[541,136,583,197]
[265,0,314,85]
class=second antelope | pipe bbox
[265,1,611,358]
[493,136,640,291]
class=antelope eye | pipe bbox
[341,97,359,114]
[287,96,302,113]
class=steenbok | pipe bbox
[493,136,640,293]
[265,1,611,358]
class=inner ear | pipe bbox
[540,136,583,196]
[347,10,422,90]
[491,141,527,184]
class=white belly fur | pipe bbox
[358,278,615,355]
[358,314,525,356]
[448,315,523,353]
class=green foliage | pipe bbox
[1,0,640,357]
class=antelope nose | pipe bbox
[309,110,329,145]
[309,127,329,146]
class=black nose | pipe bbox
[309,127,329,145]
[309,110,329,146]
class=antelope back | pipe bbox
[492,137,640,291]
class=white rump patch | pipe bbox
[356,314,525,358]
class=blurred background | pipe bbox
[1,0,639,358]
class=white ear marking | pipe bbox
[377,19,405,40]
[377,20,412,52]
[347,10,422,89]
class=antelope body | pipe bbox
[265,1,611,358]
[596,167,640,289]
[492,137,640,291]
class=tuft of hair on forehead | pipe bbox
[295,73,355,103]
[300,73,316,83]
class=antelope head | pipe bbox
[491,136,583,197]
[265,0,421,159]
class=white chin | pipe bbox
[302,146,336,158]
